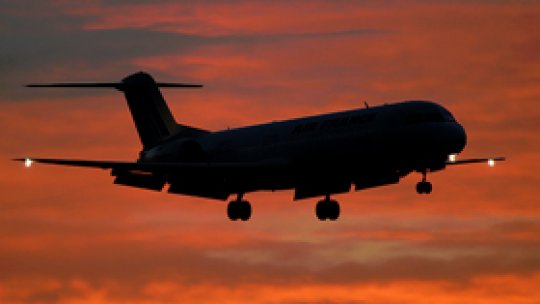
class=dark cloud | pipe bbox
[0,25,384,100]
[0,0,384,101]
[0,27,202,99]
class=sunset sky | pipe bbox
[1,0,540,303]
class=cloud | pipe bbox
[0,0,384,101]
[1,0,540,303]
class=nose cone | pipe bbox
[451,123,467,154]
[413,122,467,156]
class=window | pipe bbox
[406,111,446,124]
[439,108,456,122]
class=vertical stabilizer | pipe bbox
[119,72,207,149]
[120,72,178,148]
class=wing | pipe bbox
[13,157,272,172]
[14,157,287,200]
[446,156,506,166]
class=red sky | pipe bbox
[1,1,540,303]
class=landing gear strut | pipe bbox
[416,170,432,194]
[227,193,252,221]
[316,195,340,221]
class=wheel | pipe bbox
[316,200,328,221]
[416,182,425,194]
[327,200,340,221]
[227,200,240,221]
[416,181,433,194]
[424,182,432,194]
[239,200,252,221]
[228,200,252,221]
[316,199,340,221]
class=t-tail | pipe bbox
[27,71,209,149]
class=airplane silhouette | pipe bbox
[16,72,505,221]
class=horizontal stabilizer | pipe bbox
[26,82,202,89]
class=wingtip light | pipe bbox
[488,159,495,167]
[24,158,33,168]
[448,154,457,163]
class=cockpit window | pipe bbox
[406,109,454,124]
[439,108,456,122]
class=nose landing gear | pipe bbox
[227,193,252,221]
[315,195,340,221]
[416,170,432,194]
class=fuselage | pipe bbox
[22,71,503,221]
[142,100,466,199]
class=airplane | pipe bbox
[15,71,505,221]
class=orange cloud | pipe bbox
[2,274,540,303]
[2,1,540,303]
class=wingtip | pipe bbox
[13,157,34,168]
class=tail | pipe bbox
[119,72,208,148]
[27,71,209,149]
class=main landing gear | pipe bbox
[416,170,432,194]
[316,195,340,221]
[227,194,252,221]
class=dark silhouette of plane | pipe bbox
[15,72,504,221]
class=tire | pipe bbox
[227,201,240,221]
[316,200,328,221]
[328,200,340,221]
[425,182,432,194]
[239,200,252,221]
[416,182,425,194]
